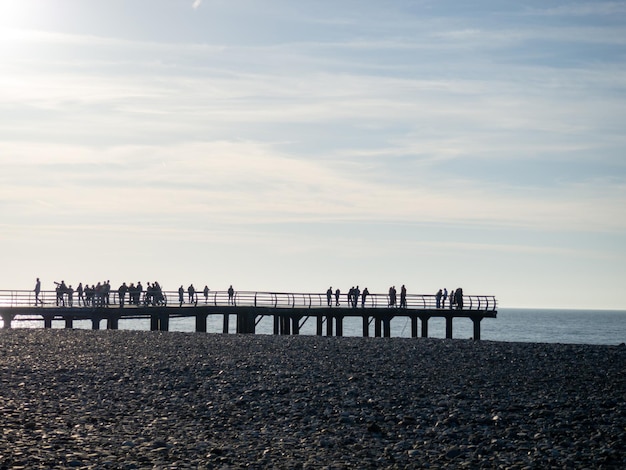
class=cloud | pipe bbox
[1,140,625,234]
[192,0,202,10]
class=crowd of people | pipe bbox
[36,279,176,308]
[325,285,464,309]
[34,279,464,310]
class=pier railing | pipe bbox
[0,289,497,312]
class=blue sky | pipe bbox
[1,0,625,309]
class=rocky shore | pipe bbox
[0,329,623,469]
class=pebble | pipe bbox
[0,329,623,468]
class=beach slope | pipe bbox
[0,330,623,468]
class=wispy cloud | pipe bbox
[192,0,202,10]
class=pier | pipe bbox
[0,290,497,340]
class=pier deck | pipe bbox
[0,290,497,340]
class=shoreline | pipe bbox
[0,329,624,468]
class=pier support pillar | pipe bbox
[292,315,301,335]
[43,314,53,329]
[326,315,333,336]
[1,312,14,329]
[150,312,169,331]
[362,315,369,337]
[421,316,429,338]
[383,318,391,338]
[65,316,74,329]
[223,313,230,334]
[316,316,323,336]
[274,315,280,335]
[336,315,343,337]
[374,317,382,337]
[196,314,208,333]
[237,312,256,334]
[281,315,291,335]
[472,316,481,341]
[446,316,453,339]
[92,317,101,330]
[411,316,418,338]
[107,314,119,330]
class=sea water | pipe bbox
[10,308,626,345]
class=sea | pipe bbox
[10,308,626,345]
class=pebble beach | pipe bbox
[0,329,623,469]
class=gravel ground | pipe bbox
[0,329,623,469]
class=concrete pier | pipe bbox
[0,289,497,340]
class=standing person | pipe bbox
[334,288,341,306]
[67,285,74,307]
[77,282,84,307]
[203,285,209,304]
[136,281,143,306]
[55,281,67,307]
[442,288,448,309]
[104,280,111,307]
[361,287,369,308]
[34,278,41,306]
[228,285,235,305]
[435,289,442,309]
[188,284,196,305]
[388,286,396,307]
[455,287,464,310]
[154,281,164,305]
[178,285,185,306]
[347,287,354,307]
[353,286,360,308]
[118,282,128,308]
[326,287,333,307]
[400,285,407,308]
[449,289,455,309]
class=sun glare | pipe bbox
[0,1,30,27]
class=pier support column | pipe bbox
[292,315,301,335]
[446,316,453,339]
[43,314,53,329]
[1,312,14,329]
[471,316,481,341]
[362,315,369,337]
[150,312,169,331]
[274,315,280,335]
[65,316,74,329]
[383,318,391,338]
[92,317,101,330]
[161,313,169,331]
[223,313,230,334]
[374,317,382,337]
[335,315,343,337]
[411,316,418,338]
[316,316,323,336]
[326,314,334,336]
[237,312,256,334]
[281,315,291,335]
[421,316,429,338]
[196,314,208,333]
[107,314,119,330]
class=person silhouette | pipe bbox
[34,278,42,306]
[435,289,442,309]
[188,284,196,305]
[228,285,235,305]
[178,285,185,306]
[326,287,333,307]
[77,282,84,307]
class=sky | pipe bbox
[1,0,625,310]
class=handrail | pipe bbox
[0,289,497,312]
